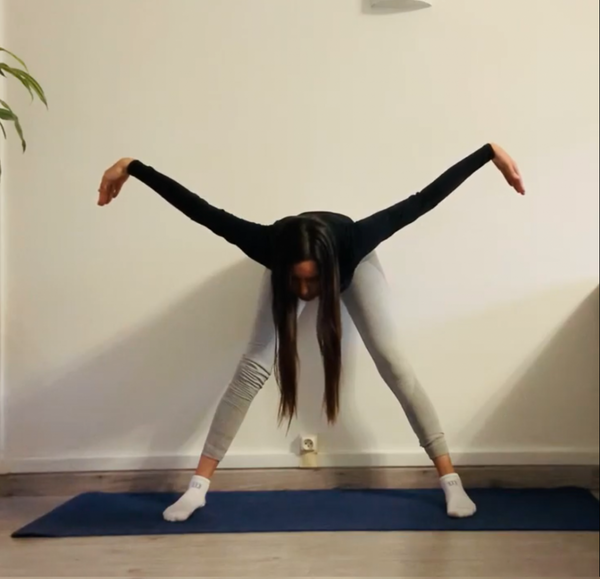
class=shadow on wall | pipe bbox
[8,257,372,475]
[412,284,600,462]
[9,254,598,475]
[361,0,432,15]
[470,285,599,457]
[9,260,265,466]
[291,282,599,474]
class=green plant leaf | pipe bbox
[0,47,28,70]
[13,118,26,152]
[0,48,40,180]
[0,107,16,120]
[0,64,47,106]
[12,68,47,106]
[29,75,48,106]
[0,63,33,100]
[0,100,16,117]
[0,100,27,152]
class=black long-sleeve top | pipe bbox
[127,143,495,291]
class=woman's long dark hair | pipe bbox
[271,216,342,427]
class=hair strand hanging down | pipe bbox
[270,215,343,428]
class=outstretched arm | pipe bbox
[353,143,524,257]
[97,158,272,267]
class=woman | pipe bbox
[98,142,524,523]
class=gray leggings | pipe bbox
[203,251,448,461]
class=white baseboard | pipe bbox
[5,448,599,474]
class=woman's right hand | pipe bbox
[491,144,525,195]
[98,158,134,206]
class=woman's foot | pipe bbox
[440,474,477,518]
[163,475,210,522]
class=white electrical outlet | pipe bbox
[300,435,318,454]
[299,435,319,468]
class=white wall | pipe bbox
[2,0,598,473]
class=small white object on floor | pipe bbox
[440,473,477,518]
[163,475,211,522]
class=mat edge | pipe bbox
[10,487,600,539]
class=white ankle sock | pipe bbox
[163,475,211,522]
[440,474,477,518]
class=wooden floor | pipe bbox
[1,496,598,577]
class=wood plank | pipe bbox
[2,465,598,497]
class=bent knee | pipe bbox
[228,355,271,401]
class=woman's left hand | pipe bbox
[491,143,525,195]
[98,158,134,206]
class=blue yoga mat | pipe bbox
[12,487,599,538]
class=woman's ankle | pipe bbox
[433,454,456,478]
[195,455,220,480]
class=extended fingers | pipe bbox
[98,179,110,206]
[98,175,117,206]
[512,162,525,194]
